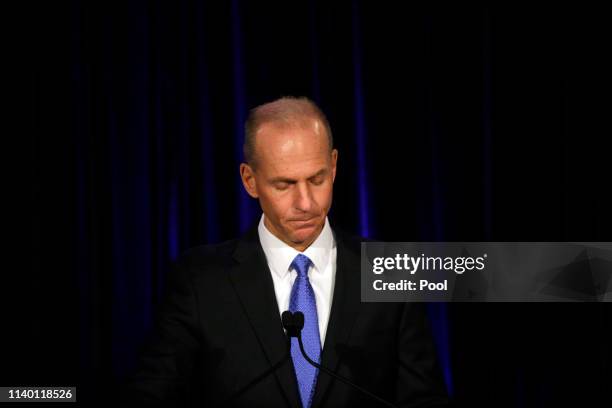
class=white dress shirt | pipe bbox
[258,214,337,346]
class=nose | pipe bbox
[293,182,314,213]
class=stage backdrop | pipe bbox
[29,1,610,406]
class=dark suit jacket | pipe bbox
[122,225,449,407]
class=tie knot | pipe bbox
[291,254,312,277]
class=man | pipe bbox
[123,97,449,407]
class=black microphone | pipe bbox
[282,309,304,338]
[282,311,398,408]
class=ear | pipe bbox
[240,163,259,198]
[330,149,338,182]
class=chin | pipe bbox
[289,231,312,244]
[289,224,320,245]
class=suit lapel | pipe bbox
[229,226,302,408]
[311,230,361,408]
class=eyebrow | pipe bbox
[269,168,328,184]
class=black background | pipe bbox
[25,1,611,406]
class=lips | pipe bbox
[288,217,317,227]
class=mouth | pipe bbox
[288,217,317,227]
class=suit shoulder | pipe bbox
[332,227,372,250]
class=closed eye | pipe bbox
[310,176,325,185]
[273,181,292,190]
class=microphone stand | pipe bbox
[286,311,398,408]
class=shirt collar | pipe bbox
[257,213,335,278]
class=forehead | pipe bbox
[254,120,330,176]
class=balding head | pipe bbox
[243,96,333,169]
[239,96,338,252]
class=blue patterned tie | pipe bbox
[289,254,321,408]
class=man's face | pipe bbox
[240,119,337,251]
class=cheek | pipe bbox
[315,185,334,211]
[261,191,292,218]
